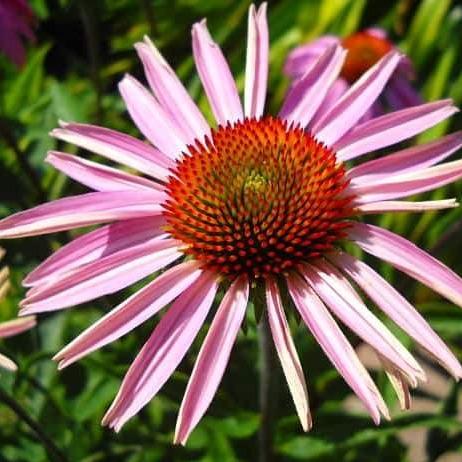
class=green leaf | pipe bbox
[3,45,50,117]
[279,436,335,460]
[404,0,451,67]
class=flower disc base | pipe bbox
[341,31,393,83]
[164,117,353,279]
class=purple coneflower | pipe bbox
[285,28,422,118]
[0,248,36,370]
[0,0,35,67]
[0,2,462,444]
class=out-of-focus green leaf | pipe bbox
[404,0,451,67]
[3,45,50,117]
[220,412,260,439]
[279,436,334,459]
[337,0,367,36]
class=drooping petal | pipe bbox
[102,271,219,432]
[24,217,165,287]
[0,266,9,300]
[20,238,181,314]
[279,45,346,128]
[54,261,203,369]
[313,51,401,146]
[192,19,243,125]
[377,354,411,410]
[349,222,462,308]
[283,36,340,78]
[0,352,17,371]
[266,278,311,431]
[385,74,423,111]
[119,75,188,159]
[303,261,424,384]
[46,152,163,192]
[347,131,462,185]
[0,316,36,339]
[356,199,458,214]
[329,251,462,378]
[352,159,462,203]
[287,273,388,423]
[0,191,166,239]
[244,3,269,119]
[174,276,249,445]
[336,100,458,161]
[308,78,349,128]
[135,37,210,142]
[51,122,172,180]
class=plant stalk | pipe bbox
[0,386,69,462]
[258,310,276,462]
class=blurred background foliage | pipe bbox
[1,0,462,460]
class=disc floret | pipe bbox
[341,31,393,83]
[164,117,353,279]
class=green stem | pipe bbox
[258,310,276,462]
[0,386,69,462]
[0,118,46,204]
[140,0,157,37]
[79,0,103,123]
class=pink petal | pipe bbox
[20,238,181,314]
[308,78,349,129]
[192,19,243,125]
[102,271,218,432]
[266,278,311,431]
[350,222,462,308]
[24,217,166,287]
[0,353,17,371]
[51,122,172,181]
[119,75,188,159]
[356,199,458,214]
[279,45,346,128]
[385,74,422,111]
[378,354,411,410]
[303,261,424,384]
[347,131,462,185]
[174,276,249,445]
[313,51,402,146]
[0,191,166,239]
[0,316,36,339]
[364,28,388,39]
[244,3,269,119]
[329,250,462,378]
[135,37,210,143]
[46,151,163,192]
[336,100,458,161]
[54,261,203,369]
[352,159,462,203]
[283,36,340,78]
[287,272,388,423]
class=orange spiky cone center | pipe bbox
[164,117,354,280]
[341,31,393,83]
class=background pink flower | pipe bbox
[284,28,422,120]
[0,0,35,67]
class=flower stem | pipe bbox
[78,0,103,123]
[258,310,276,462]
[0,386,69,462]
[0,118,46,204]
[139,0,157,36]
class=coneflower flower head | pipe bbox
[0,3,461,444]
